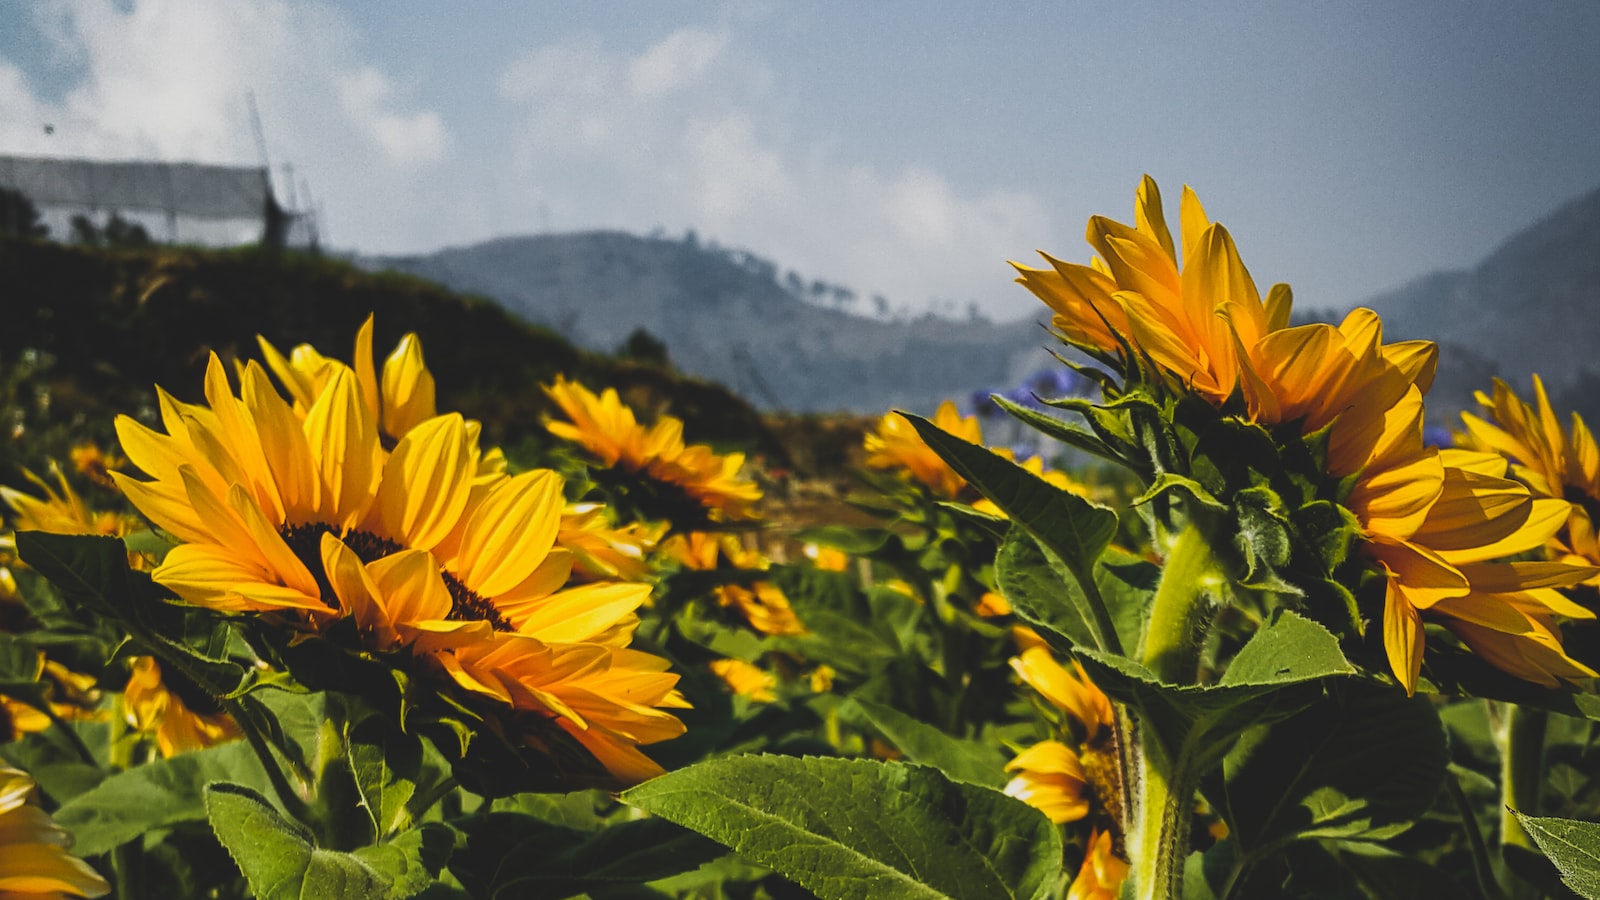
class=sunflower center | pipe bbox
[279,523,513,631]
[440,572,514,632]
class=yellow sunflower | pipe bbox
[708,657,777,703]
[0,463,127,537]
[1016,176,1595,693]
[0,766,109,898]
[259,315,438,445]
[544,376,761,521]
[1066,828,1130,900]
[558,503,664,583]
[1003,740,1091,824]
[1011,646,1114,742]
[113,326,687,785]
[123,656,241,758]
[660,532,807,636]
[865,400,980,499]
[1461,376,1600,572]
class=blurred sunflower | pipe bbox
[557,503,664,583]
[708,657,777,703]
[544,376,761,521]
[1003,740,1091,824]
[661,532,806,636]
[865,400,979,499]
[1016,176,1595,693]
[1009,645,1122,828]
[1460,376,1600,573]
[0,765,109,898]
[1066,828,1129,900]
[123,656,241,758]
[113,324,686,785]
[866,399,1087,510]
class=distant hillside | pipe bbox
[1365,183,1600,419]
[0,238,788,472]
[370,232,1051,415]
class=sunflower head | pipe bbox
[0,765,110,898]
[864,400,978,499]
[545,375,762,524]
[112,320,687,791]
[1011,176,1597,694]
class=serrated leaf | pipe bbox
[902,412,1121,653]
[206,783,443,900]
[837,698,1007,788]
[54,741,274,856]
[1221,681,1447,855]
[622,755,1061,900]
[1514,812,1600,899]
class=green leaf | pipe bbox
[15,531,130,620]
[1220,681,1448,855]
[994,528,1149,656]
[1077,611,1355,780]
[352,824,457,900]
[837,698,1008,788]
[54,741,274,856]
[622,755,1062,900]
[454,814,725,899]
[902,412,1120,653]
[206,783,444,900]
[902,413,1116,576]
[348,715,423,840]
[991,394,1116,461]
[1513,812,1600,899]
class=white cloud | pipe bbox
[338,68,450,168]
[0,0,460,249]
[627,28,726,99]
[498,26,1053,319]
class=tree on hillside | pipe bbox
[0,187,48,239]
[618,327,672,369]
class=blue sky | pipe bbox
[2,1,1597,321]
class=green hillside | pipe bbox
[1,238,787,472]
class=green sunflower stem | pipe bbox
[1127,523,1225,899]
[1496,702,1544,848]
[1127,722,1197,900]
[1142,524,1223,684]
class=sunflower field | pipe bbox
[5,178,1600,900]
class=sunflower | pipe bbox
[1066,829,1130,900]
[865,400,1087,510]
[708,658,777,703]
[544,376,761,521]
[660,532,806,636]
[1010,645,1123,828]
[259,315,438,445]
[864,400,980,499]
[112,325,687,785]
[0,463,127,537]
[1016,176,1595,693]
[123,656,241,757]
[558,503,664,583]
[1460,376,1600,573]
[1003,740,1091,824]
[0,766,110,898]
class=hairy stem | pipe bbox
[1127,523,1225,899]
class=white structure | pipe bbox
[0,154,310,247]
